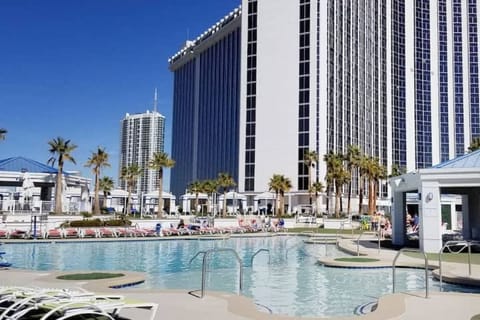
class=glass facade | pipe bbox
[171,25,241,199]
[298,0,311,191]
[438,0,450,162]
[453,0,465,156]
[469,0,480,140]
[414,0,432,168]
[243,0,258,192]
[391,0,407,170]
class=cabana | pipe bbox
[253,191,277,214]
[390,150,480,252]
[141,191,176,215]
[219,191,247,214]
[0,156,91,214]
[179,192,209,214]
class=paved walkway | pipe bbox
[2,234,480,319]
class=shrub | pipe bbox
[70,219,103,227]
[81,212,93,219]
[104,218,131,227]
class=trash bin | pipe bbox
[155,223,162,236]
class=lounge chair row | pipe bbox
[0,227,160,239]
[0,286,158,320]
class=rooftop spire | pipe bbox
[153,88,158,113]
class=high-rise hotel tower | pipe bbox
[119,108,166,196]
[169,1,480,209]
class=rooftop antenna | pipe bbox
[153,88,158,113]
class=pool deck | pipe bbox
[2,233,480,319]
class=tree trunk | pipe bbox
[223,190,227,217]
[358,177,364,215]
[93,172,100,215]
[347,179,352,216]
[158,169,164,218]
[55,170,63,214]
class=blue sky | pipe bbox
[0,0,240,190]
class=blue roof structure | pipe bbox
[0,157,58,174]
[433,149,480,169]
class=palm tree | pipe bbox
[389,163,406,178]
[217,172,236,217]
[363,157,387,215]
[85,147,110,215]
[268,174,292,217]
[47,137,77,214]
[309,181,324,214]
[357,154,369,215]
[328,153,349,218]
[187,180,203,215]
[0,128,7,141]
[468,137,480,152]
[99,176,114,208]
[304,150,318,205]
[201,179,218,215]
[120,164,142,215]
[323,151,337,215]
[344,145,361,217]
[148,152,175,218]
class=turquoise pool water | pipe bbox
[3,236,478,317]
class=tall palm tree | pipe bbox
[344,145,361,217]
[323,151,337,215]
[187,180,203,214]
[268,174,292,217]
[217,172,236,217]
[0,128,7,141]
[309,181,324,214]
[47,137,77,214]
[120,164,142,215]
[99,176,114,208]
[363,157,386,215]
[468,137,480,152]
[304,150,319,205]
[201,179,218,215]
[148,152,175,218]
[85,147,110,215]
[329,153,349,218]
[357,154,369,215]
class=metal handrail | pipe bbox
[250,249,270,266]
[189,248,243,298]
[392,248,429,298]
[189,251,207,266]
[356,231,365,256]
[335,220,354,247]
[438,240,479,291]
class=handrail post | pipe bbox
[468,242,472,276]
[356,232,363,256]
[190,248,243,298]
[251,248,270,266]
[392,248,429,298]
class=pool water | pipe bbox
[3,236,478,318]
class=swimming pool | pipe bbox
[3,236,478,318]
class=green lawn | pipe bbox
[57,272,125,280]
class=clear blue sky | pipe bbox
[0,0,240,190]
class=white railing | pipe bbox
[0,200,81,215]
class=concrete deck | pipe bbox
[1,234,480,319]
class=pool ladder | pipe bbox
[438,240,479,291]
[188,248,271,298]
[392,248,429,298]
[188,248,243,298]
